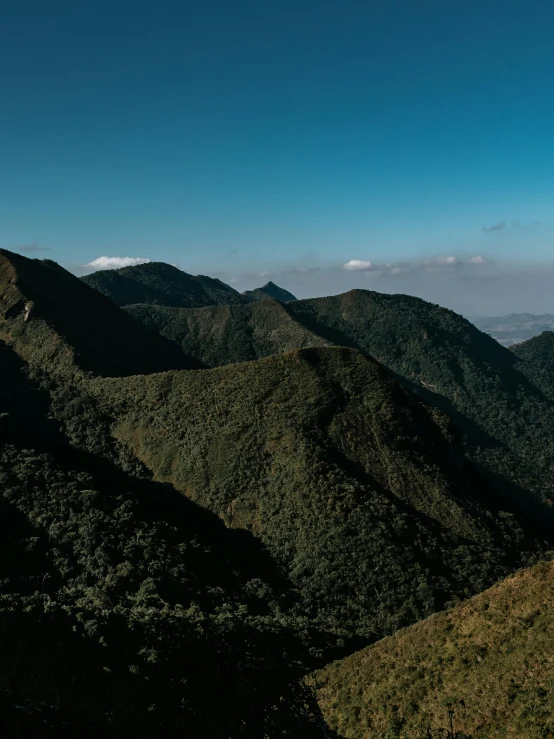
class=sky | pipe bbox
[1,0,553,315]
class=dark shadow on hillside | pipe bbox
[0,340,288,592]
[327,441,554,580]
[1,250,204,376]
[289,310,366,353]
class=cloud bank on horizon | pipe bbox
[209,254,553,317]
[71,249,554,317]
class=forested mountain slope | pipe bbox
[125,299,330,366]
[127,285,554,501]
[511,331,554,400]
[91,347,551,643]
[242,280,297,302]
[0,340,320,738]
[287,291,554,500]
[2,252,554,735]
[0,250,200,376]
[82,261,247,308]
[315,560,554,739]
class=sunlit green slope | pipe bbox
[315,560,554,739]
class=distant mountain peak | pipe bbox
[82,260,248,309]
[242,281,297,303]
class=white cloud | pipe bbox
[467,255,489,264]
[85,256,151,270]
[344,259,372,271]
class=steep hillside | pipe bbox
[82,261,247,308]
[125,285,554,501]
[125,299,330,366]
[91,347,551,644]
[286,290,554,501]
[511,331,554,400]
[0,250,199,376]
[472,313,554,346]
[243,280,297,303]
[0,339,320,738]
[315,560,554,739]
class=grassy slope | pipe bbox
[91,347,550,644]
[82,261,247,308]
[125,299,330,366]
[315,560,554,739]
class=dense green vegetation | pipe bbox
[315,560,554,738]
[511,331,554,400]
[82,261,247,308]
[0,341,323,738]
[125,299,329,366]
[287,290,554,502]
[242,281,297,303]
[128,287,554,502]
[2,250,554,736]
[91,347,552,644]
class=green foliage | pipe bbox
[126,287,554,503]
[82,261,247,308]
[125,299,330,367]
[91,347,553,645]
[0,344,321,738]
[511,331,554,400]
[3,251,554,737]
[315,561,554,738]
[287,290,554,502]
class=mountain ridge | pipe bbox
[0,249,200,376]
[125,284,554,502]
[82,260,248,308]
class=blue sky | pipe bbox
[1,0,553,311]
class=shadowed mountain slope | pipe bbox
[126,285,554,500]
[315,560,554,739]
[0,338,322,738]
[82,261,247,308]
[0,250,200,376]
[242,280,297,303]
[91,346,551,644]
[286,290,554,501]
[511,331,554,400]
[125,298,330,366]
[2,253,554,734]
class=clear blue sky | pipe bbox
[1,0,553,294]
